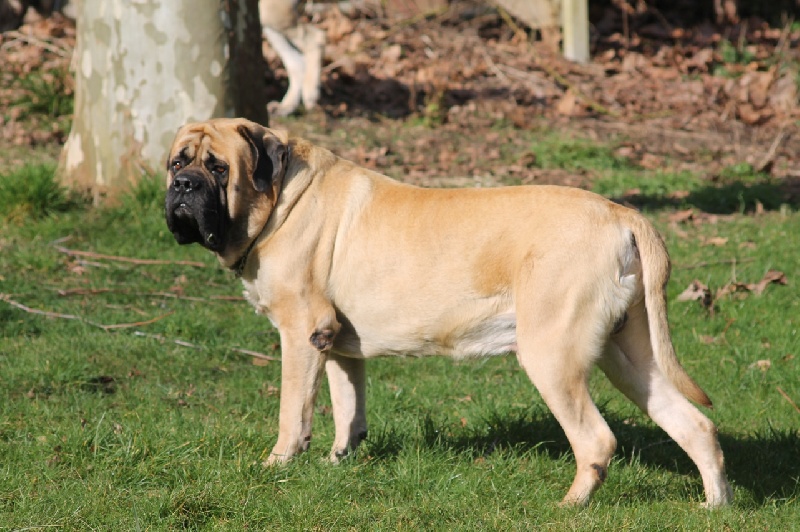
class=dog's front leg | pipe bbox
[265,300,340,465]
[326,353,367,462]
[265,331,327,465]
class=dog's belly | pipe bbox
[332,308,518,359]
[449,312,518,357]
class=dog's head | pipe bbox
[165,118,288,259]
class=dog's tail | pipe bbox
[627,213,713,408]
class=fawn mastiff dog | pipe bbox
[164,118,733,507]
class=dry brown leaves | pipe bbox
[270,2,799,188]
[3,3,800,188]
[677,269,788,314]
[0,13,74,146]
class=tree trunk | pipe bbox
[59,0,269,202]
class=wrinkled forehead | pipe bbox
[171,121,245,161]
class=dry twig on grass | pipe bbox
[676,257,756,271]
[777,386,800,415]
[53,244,207,268]
[0,294,173,331]
[54,287,245,303]
[755,127,787,173]
[133,331,280,363]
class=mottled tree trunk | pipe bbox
[59,0,268,202]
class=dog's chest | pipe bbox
[242,280,273,320]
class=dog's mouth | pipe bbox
[168,201,204,246]
[173,202,192,218]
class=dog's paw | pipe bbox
[301,89,319,111]
[262,453,288,467]
[328,448,348,464]
[328,445,358,464]
[700,484,734,508]
[328,430,367,463]
[268,100,298,117]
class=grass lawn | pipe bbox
[1,126,798,530]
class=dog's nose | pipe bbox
[172,174,201,193]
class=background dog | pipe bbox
[260,0,325,116]
[0,0,73,31]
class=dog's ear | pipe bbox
[237,124,288,195]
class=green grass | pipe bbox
[14,68,74,121]
[530,135,632,174]
[1,157,799,530]
[0,163,83,223]
[528,135,791,215]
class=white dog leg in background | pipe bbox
[290,23,325,113]
[263,25,307,116]
[263,23,325,116]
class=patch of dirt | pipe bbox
[2,2,798,200]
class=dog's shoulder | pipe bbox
[289,137,336,170]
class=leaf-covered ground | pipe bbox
[1,2,799,199]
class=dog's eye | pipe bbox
[171,160,182,172]
[212,165,227,176]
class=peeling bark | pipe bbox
[59,0,268,202]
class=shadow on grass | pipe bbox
[718,428,800,504]
[281,68,538,121]
[618,176,800,214]
[264,67,416,120]
[365,408,800,505]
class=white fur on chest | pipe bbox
[242,278,275,323]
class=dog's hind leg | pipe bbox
[263,26,307,116]
[262,20,325,116]
[515,272,618,505]
[326,353,368,462]
[285,23,325,112]
[598,300,733,507]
